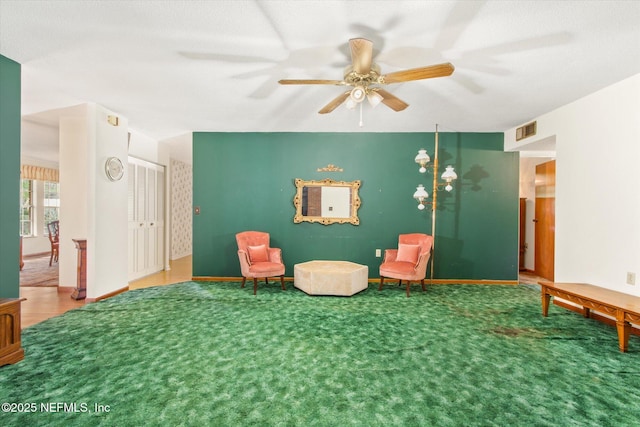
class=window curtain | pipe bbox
[21,165,59,182]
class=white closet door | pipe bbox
[127,162,137,277]
[128,157,166,281]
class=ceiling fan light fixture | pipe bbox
[350,86,366,103]
[367,90,383,108]
[280,38,454,116]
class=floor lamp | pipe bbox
[413,124,458,282]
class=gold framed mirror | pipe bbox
[293,178,361,225]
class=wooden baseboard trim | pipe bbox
[23,251,52,259]
[427,279,519,285]
[192,276,518,285]
[86,286,129,303]
[192,276,246,282]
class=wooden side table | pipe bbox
[0,298,26,366]
[71,239,87,300]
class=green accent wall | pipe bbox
[0,55,21,298]
[193,132,519,281]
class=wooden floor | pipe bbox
[20,255,192,328]
[20,259,538,328]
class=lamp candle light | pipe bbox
[413,184,429,210]
[412,124,458,282]
[413,125,457,210]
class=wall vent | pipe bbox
[516,121,537,141]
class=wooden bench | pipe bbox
[540,282,640,352]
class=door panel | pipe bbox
[534,160,555,281]
[519,198,526,270]
[128,158,166,281]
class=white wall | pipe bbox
[59,110,89,288]
[59,104,129,298]
[89,104,129,298]
[164,133,192,166]
[22,119,59,163]
[507,73,640,295]
[128,129,169,165]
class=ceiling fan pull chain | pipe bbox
[359,102,364,127]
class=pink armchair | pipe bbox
[379,233,433,297]
[236,231,286,295]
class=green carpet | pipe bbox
[1,282,639,426]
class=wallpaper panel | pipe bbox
[192,132,520,281]
[170,158,192,260]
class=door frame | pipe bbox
[534,160,555,281]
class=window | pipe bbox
[43,181,60,234]
[19,179,33,236]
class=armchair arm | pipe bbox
[413,249,432,276]
[383,249,398,263]
[268,247,283,264]
[237,250,252,276]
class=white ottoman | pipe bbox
[294,260,369,296]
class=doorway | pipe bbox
[128,156,166,281]
[534,160,555,281]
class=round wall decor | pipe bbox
[105,156,124,181]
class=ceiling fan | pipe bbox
[278,38,455,114]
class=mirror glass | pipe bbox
[293,178,361,225]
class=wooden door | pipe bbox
[534,160,555,281]
[519,198,526,270]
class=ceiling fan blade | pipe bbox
[318,91,351,114]
[349,38,373,74]
[381,62,455,84]
[279,79,345,85]
[375,88,409,111]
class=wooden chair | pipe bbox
[47,220,59,266]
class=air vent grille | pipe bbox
[516,121,537,141]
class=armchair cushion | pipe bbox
[380,260,418,275]
[247,244,269,263]
[396,244,420,264]
[249,262,285,274]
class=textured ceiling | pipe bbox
[1,0,639,141]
